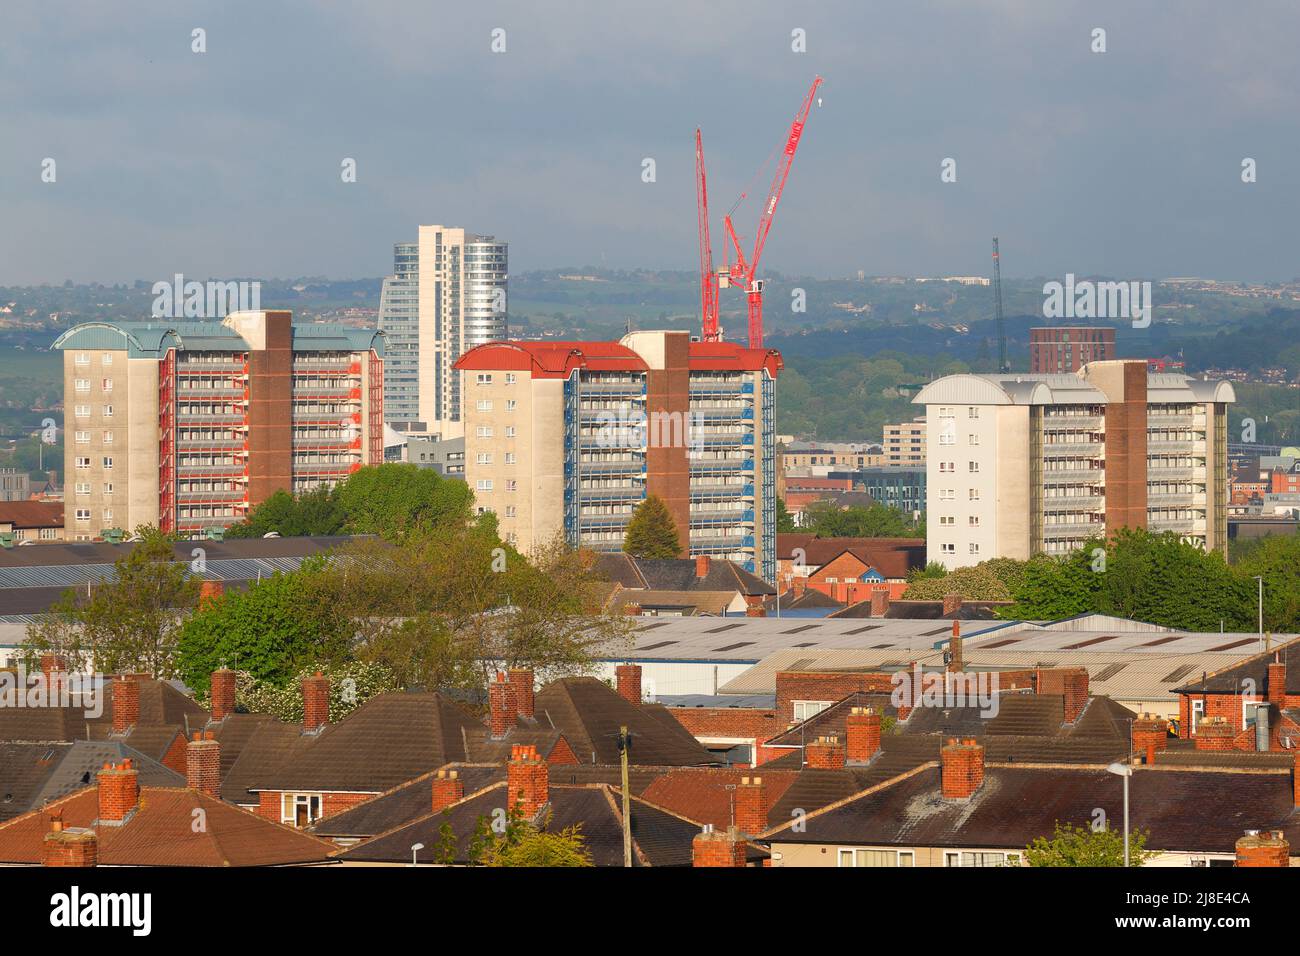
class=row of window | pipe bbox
[475,373,519,385]
[73,431,114,445]
[475,425,517,438]
[936,488,983,501]
[73,405,113,418]
[938,462,980,473]
[937,515,980,527]
[475,479,519,493]
[938,542,982,555]
[73,353,113,366]
[73,508,113,523]
[73,378,113,393]
[74,456,114,469]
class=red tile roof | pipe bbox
[0,501,62,529]
[454,338,783,379]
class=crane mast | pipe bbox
[992,237,1008,372]
[696,129,721,342]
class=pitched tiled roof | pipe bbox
[1174,639,1300,695]
[764,764,1300,855]
[0,786,336,866]
[311,764,507,839]
[248,692,483,794]
[640,767,800,830]
[777,536,926,578]
[335,782,724,867]
[218,718,311,804]
[0,501,62,530]
[20,740,183,817]
[535,678,720,767]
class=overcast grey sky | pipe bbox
[2,0,1298,284]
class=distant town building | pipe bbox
[913,361,1235,568]
[53,311,384,540]
[1029,326,1115,373]
[378,225,508,437]
[0,470,29,502]
[882,418,926,467]
[0,500,63,544]
[384,432,465,477]
[455,331,782,581]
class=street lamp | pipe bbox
[1106,762,1131,868]
[1253,576,1264,650]
[410,842,425,867]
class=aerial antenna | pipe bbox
[992,237,1008,373]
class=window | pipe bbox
[838,849,914,867]
[792,700,832,722]
[74,379,90,393]
[101,353,113,366]
[476,453,493,465]
[1190,699,1205,735]
[476,479,494,492]
[476,425,493,438]
[505,505,517,518]
[102,456,113,469]
[103,482,114,494]
[476,400,493,412]
[941,543,956,554]
[969,461,979,473]
[939,462,953,473]
[476,374,493,385]
[74,353,89,366]
[102,431,114,445]
[968,488,980,500]
[74,431,89,444]
[968,407,979,419]
[101,378,113,392]
[939,488,955,501]
[505,426,516,438]
[74,509,91,521]
[939,516,955,526]
[75,482,90,496]
[281,793,322,828]
[969,434,980,446]
[74,405,89,418]
[946,851,1011,867]
[505,373,517,384]
[968,516,980,527]
[102,404,113,418]
[969,543,980,555]
[505,479,518,492]
[506,400,517,412]
[102,509,113,523]
[504,453,516,464]
[75,457,91,469]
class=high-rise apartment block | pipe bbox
[454,331,782,581]
[914,360,1234,569]
[882,418,927,466]
[1030,326,1116,373]
[54,311,384,540]
[378,225,508,437]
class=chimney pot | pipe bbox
[185,731,221,798]
[1236,829,1290,867]
[507,742,549,817]
[735,774,768,835]
[692,825,747,867]
[488,672,518,738]
[431,767,466,814]
[97,760,140,824]
[805,735,846,770]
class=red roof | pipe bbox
[454,337,782,379]
[0,500,62,529]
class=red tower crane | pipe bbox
[714,76,822,349]
[696,128,721,342]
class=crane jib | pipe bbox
[785,123,805,154]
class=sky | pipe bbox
[2,0,1299,285]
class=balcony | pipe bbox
[1147,438,1197,454]
[1043,414,1104,430]
[1042,441,1103,458]
[1042,521,1106,539]
[1044,468,1103,484]
[1147,492,1199,507]
[1041,494,1104,509]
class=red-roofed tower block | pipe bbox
[507,744,549,817]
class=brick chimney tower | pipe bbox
[431,769,464,813]
[210,667,236,723]
[507,744,549,817]
[1236,830,1290,867]
[735,776,768,835]
[1131,713,1169,761]
[1194,716,1235,751]
[695,554,711,579]
[186,731,221,798]
[488,671,518,739]
[616,663,642,705]
[111,676,139,735]
[1269,653,1287,707]
[948,619,963,672]
[509,668,535,720]
[302,671,330,734]
[42,816,98,868]
[97,759,139,824]
[692,824,747,867]
[942,593,963,617]
[870,585,890,618]
[805,735,846,770]
[941,738,985,800]
[846,706,882,763]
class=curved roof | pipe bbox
[911,373,1105,407]
[455,336,784,379]
[52,319,383,358]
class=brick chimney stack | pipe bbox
[302,671,330,734]
[40,653,67,696]
[745,604,767,618]
[941,738,985,800]
[792,576,807,598]
[97,759,139,824]
[509,668,535,720]
[210,667,236,723]
[942,593,963,617]
[695,554,711,579]
[845,706,882,763]
[1293,750,1300,809]
[616,663,642,705]
[431,770,464,813]
[1194,716,1235,751]
[948,619,963,673]
[692,824,747,867]
[1236,830,1290,867]
[735,776,768,835]
[42,816,98,868]
[805,735,846,770]
[186,731,221,798]
[1269,654,1287,707]
[1036,667,1090,723]
[1132,713,1169,761]
[870,585,890,618]
[198,579,224,607]
[507,744,549,817]
[489,671,518,738]
[111,676,139,735]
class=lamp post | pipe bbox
[410,842,424,867]
[1106,762,1131,868]
[1254,576,1264,650]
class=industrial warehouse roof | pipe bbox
[52,315,384,357]
[611,617,1015,663]
[0,536,361,616]
[718,646,1251,702]
[911,368,1236,407]
[963,624,1276,656]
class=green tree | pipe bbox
[623,495,682,559]
[216,662,399,722]
[802,499,921,538]
[25,526,199,677]
[334,463,474,540]
[173,558,353,690]
[903,564,1011,602]
[775,496,798,534]
[1025,822,1153,867]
